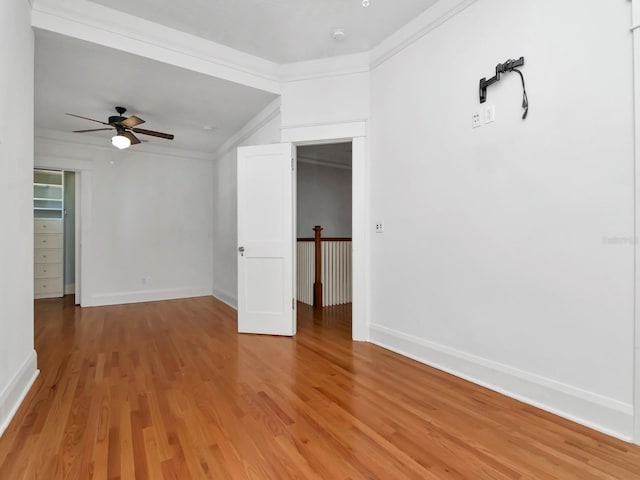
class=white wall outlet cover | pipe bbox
[375,222,384,233]
[472,111,482,128]
[485,104,496,124]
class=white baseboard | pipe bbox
[369,324,634,442]
[211,288,238,310]
[0,350,39,438]
[85,286,212,307]
[64,283,75,295]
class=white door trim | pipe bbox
[74,173,81,304]
[632,0,640,445]
[283,121,369,342]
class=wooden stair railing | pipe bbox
[297,225,352,309]
[313,225,323,309]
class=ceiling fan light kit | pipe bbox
[66,106,175,149]
[111,134,131,149]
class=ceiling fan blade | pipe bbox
[121,115,145,128]
[122,131,141,145]
[72,128,114,133]
[65,113,110,125]
[132,127,174,140]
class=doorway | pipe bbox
[33,168,77,303]
[33,161,85,306]
[237,121,368,341]
[284,122,368,342]
[295,142,353,334]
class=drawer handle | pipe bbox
[43,225,47,228]
[43,255,47,258]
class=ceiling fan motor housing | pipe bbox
[109,115,127,124]
[109,106,127,125]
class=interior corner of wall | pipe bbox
[212,288,238,310]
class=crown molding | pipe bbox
[276,0,477,81]
[29,0,477,86]
[30,0,281,94]
[278,0,479,79]
[279,53,370,83]
[27,0,479,87]
[214,98,281,159]
[369,0,479,70]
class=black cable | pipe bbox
[479,57,528,119]
[512,68,528,119]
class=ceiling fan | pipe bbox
[65,106,175,149]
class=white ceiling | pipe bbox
[87,0,438,63]
[34,1,440,155]
[34,30,278,154]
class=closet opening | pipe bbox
[33,168,79,305]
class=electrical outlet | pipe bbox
[375,222,384,233]
[472,111,482,128]
[484,104,496,124]
[143,276,152,285]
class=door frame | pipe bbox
[632,0,640,445]
[34,155,93,307]
[283,121,369,341]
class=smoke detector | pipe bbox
[362,0,370,6]
[332,29,345,41]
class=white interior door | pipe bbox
[237,143,296,336]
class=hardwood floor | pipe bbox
[0,297,639,479]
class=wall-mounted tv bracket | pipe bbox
[479,57,528,119]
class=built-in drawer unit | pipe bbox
[34,248,62,264]
[34,277,63,296]
[34,219,63,234]
[34,263,61,279]
[34,234,63,249]
[34,171,64,299]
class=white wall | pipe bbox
[368,0,635,440]
[297,162,352,238]
[211,111,282,307]
[281,71,369,128]
[35,135,214,306]
[0,0,39,437]
[21,0,638,443]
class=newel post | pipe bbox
[313,225,323,308]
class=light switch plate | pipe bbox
[485,104,496,124]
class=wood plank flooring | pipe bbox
[1,296,639,479]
